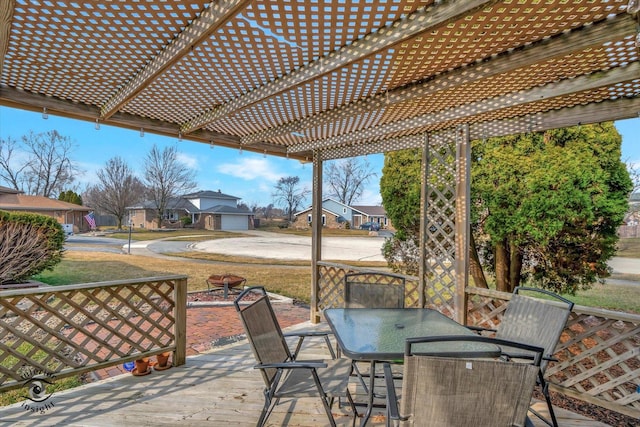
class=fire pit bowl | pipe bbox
[205,274,246,299]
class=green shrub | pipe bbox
[0,211,65,285]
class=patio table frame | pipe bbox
[324,308,500,426]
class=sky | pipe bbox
[0,106,638,208]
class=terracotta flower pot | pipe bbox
[132,357,151,376]
[155,352,172,371]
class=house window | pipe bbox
[322,214,326,225]
[343,207,347,214]
[307,214,312,223]
[164,211,179,221]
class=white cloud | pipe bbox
[177,152,199,170]
[217,157,282,182]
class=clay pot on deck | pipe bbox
[155,352,172,371]
[132,357,151,376]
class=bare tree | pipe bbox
[83,156,146,229]
[143,145,197,228]
[325,157,376,205]
[272,176,309,222]
[0,136,29,189]
[0,131,80,196]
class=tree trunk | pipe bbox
[508,239,523,292]
[494,240,510,292]
[469,233,488,288]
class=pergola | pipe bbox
[1,0,639,322]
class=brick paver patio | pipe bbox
[88,302,310,381]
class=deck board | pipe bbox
[0,322,611,426]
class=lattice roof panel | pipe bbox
[383,0,629,88]
[381,34,639,125]
[1,0,638,159]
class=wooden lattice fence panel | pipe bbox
[423,132,458,315]
[317,262,349,310]
[0,275,187,393]
[466,287,640,419]
[317,262,420,310]
[549,311,640,418]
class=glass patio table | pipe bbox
[324,308,500,426]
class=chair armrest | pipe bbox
[256,361,328,370]
[501,352,558,364]
[283,330,333,338]
[383,363,401,421]
[466,325,497,334]
[285,330,337,360]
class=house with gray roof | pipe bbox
[293,198,392,230]
[127,190,253,231]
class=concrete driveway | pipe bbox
[66,232,637,273]
[191,230,387,262]
[607,257,640,275]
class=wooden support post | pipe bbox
[311,152,323,323]
[173,277,187,366]
[454,124,471,325]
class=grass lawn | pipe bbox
[34,246,640,313]
[35,251,315,303]
[0,342,84,407]
[100,225,372,241]
[104,229,250,241]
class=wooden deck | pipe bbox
[0,322,611,426]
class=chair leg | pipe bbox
[542,380,559,427]
[349,393,359,427]
[257,388,272,427]
[311,370,338,427]
[528,373,558,427]
[350,360,370,394]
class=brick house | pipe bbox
[292,198,392,230]
[0,185,93,233]
[126,190,254,231]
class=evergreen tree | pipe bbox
[380,123,632,294]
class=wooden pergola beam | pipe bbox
[242,13,636,146]
[180,0,498,134]
[0,87,242,147]
[0,0,15,78]
[100,0,251,120]
[291,61,640,153]
[317,95,640,160]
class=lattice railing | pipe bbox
[467,286,640,419]
[0,275,187,393]
[317,262,420,310]
[316,261,457,313]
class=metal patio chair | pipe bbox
[344,272,407,397]
[470,286,574,427]
[291,271,407,362]
[344,272,406,309]
[383,335,545,427]
[234,286,357,427]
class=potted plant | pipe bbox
[155,352,172,371]
[132,357,151,376]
